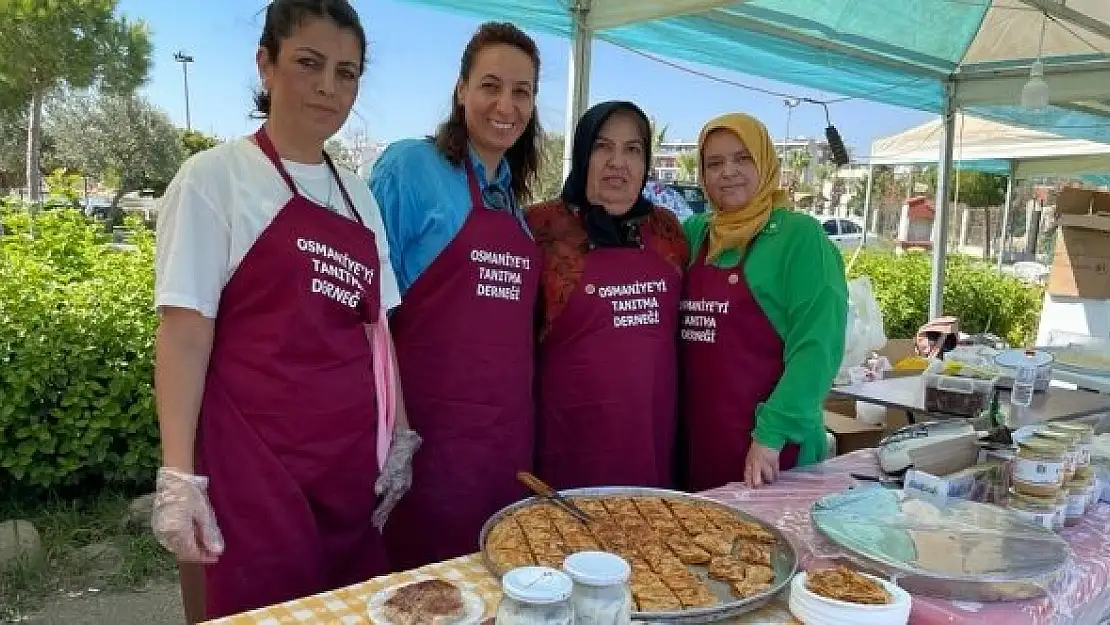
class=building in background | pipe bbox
[651,137,849,184]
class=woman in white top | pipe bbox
[150,0,419,619]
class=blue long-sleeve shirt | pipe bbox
[368,138,528,294]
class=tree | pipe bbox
[531,132,566,204]
[677,153,697,182]
[0,0,151,203]
[47,90,185,224]
[182,130,220,157]
[325,137,359,172]
[649,116,669,153]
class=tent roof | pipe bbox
[870,113,1110,184]
[400,0,1110,143]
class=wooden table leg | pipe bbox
[178,561,207,625]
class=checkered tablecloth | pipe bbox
[203,553,799,624]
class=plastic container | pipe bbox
[1047,422,1095,468]
[788,571,911,625]
[496,567,575,625]
[1072,467,1097,513]
[562,552,632,625]
[1032,430,1079,482]
[1005,489,1057,531]
[1012,439,1067,497]
[994,348,1053,393]
[922,360,999,417]
[1054,491,1068,531]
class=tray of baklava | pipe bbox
[479,487,798,623]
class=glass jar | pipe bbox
[1005,488,1057,531]
[496,567,575,625]
[1013,440,1067,497]
[1054,491,1068,531]
[1032,430,1079,482]
[1073,467,1097,513]
[1064,474,1093,527]
[1047,422,1095,469]
[562,551,632,625]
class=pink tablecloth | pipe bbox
[700,450,1110,625]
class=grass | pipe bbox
[0,488,178,621]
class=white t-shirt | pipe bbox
[155,137,401,319]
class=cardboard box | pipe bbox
[823,411,885,454]
[1056,188,1110,215]
[1049,213,1110,299]
[823,338,919,439]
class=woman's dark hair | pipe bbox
[433,22,542,203]
[253,0,367,117]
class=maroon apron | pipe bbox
[536,227,681,490]
[679,241,799,492]
[196,127,385,619]
[384,160,540,570]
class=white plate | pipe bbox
[788,571,911,625]
[367,579,487,625]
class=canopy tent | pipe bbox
[866,113,1110,273]
[396,0,1110,317]
[869,112,1110,185]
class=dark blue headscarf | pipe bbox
[560,101,654,248]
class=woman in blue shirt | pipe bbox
[369,21,543,570]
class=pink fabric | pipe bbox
[369,316,396,470]
[701,450,1110,625]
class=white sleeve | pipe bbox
[349,177,402,312]
[154,165,231,319]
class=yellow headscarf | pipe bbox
[697,113,788,262]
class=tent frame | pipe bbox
[553,1,1110,318]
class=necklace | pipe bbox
[295,175,346,217]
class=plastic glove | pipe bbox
[371,428,422,531]
[151,467,225,563]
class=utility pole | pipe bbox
[173,51,194,131]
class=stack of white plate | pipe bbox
[788,571,911,625]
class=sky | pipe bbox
[116,0,935,155]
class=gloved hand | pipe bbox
[372,428,422,531]
[151,467,225,563]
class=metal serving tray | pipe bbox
[478,486,798,624]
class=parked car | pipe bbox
[664,182,709,214]
[813,215,867,250]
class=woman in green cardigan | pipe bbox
[679,112,847,491]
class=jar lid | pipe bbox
[502,567,573,605]
[1047,422,1094,435]
[1068,475,1093,489]
[995,348,1053,368]
[1008,489,1057,509]
[1018,439,1067,457]
[562,551,631,587]
[1033,430,1078,446]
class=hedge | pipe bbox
[1,206,159,489]
[848,249,1043,347]
[0,208,1044,489]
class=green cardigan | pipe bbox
[683,208,848,466]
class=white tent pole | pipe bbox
[996,160,1016,272]
[929,84,957,320]
[562,0,593,180]
[861,163,874,245]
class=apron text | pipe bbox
[298,237,374,309]
[472,248,529,302]
[680,299,729,343]
[597,279,667,328]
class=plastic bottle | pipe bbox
[1011,350,1037,408]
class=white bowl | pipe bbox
[788,571,911,625]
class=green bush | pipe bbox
[1,205,159,489]
[848,249,1044,347]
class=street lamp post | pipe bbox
[782,98,800,183]
[173,51,194,131]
